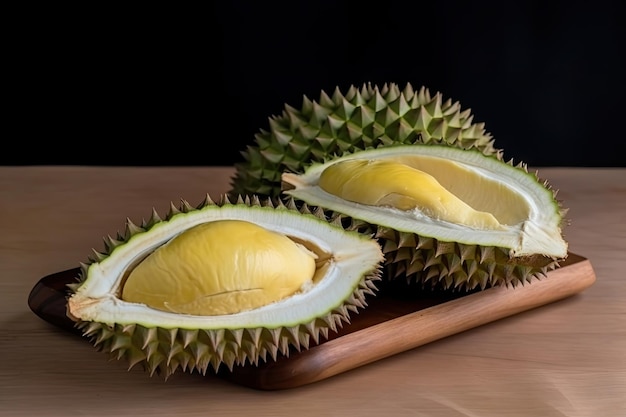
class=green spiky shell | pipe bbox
[229,82,500,199]
[66,195,383,377]
[281,145,569,291]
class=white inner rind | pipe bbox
[67,205,383,329]
[282,145,568,258]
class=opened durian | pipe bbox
[66,196,384,377]
[281,145,569,290]
[229,82,500,199]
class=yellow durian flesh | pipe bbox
[387,154,532,226]
[318,159,503,230]
[121,220,318,316]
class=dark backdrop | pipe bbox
[7,1,626,167]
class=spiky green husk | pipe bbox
[376,226,560,291]
[67,195,383,378]
[229,82,500,199]
[332,215,562,291]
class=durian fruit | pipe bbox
[229,82,500,199]
[281,144,569,291]
[66,196,384,377]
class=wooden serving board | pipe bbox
[28,253,595,390]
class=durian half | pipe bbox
[66,196,383,377]
[282,145,568,290]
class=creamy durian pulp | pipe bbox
[122,220,318,316]
[318,158,507,231]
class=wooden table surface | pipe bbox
[1,166,624,417]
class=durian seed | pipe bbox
[121,220,318,316]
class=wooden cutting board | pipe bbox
[28,253,595,390]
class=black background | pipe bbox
[6,1,626,167]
